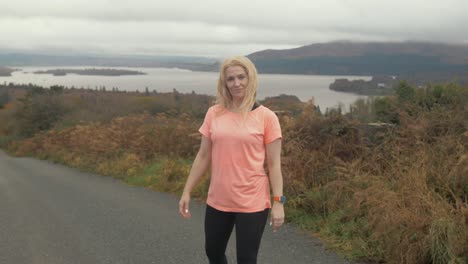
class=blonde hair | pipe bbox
[215,56,258,116]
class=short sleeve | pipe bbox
[264,110,282,144]
[199,106,214,138]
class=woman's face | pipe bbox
[225,66,249,103]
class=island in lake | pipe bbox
[330,76,397,95]
[0,66,16,76]
[34,68,146,76]
[330,72,468,96]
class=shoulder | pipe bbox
[205,104,226,119]
[205,104,220,115]
[208,104,224,112]
[258,105,278,119]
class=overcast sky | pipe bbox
[1,0,467,58]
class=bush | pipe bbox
[374,96,399,124]
[15,93,68,137]
[4,82,468,264]
[395,81,416,102]
[0,90,9,109]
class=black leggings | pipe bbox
[204,205,269,264]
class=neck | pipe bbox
[231,99,243,109]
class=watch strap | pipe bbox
[273,196,286,204]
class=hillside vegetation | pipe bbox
[0,82,466,263]
[248,42,468,77]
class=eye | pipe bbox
[238,75,246,80]
[226,77,234,82]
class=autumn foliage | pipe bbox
[1,82,467,263]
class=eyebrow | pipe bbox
[227,74,246,78]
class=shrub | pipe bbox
[0,90,9,109]
[15,93,68,137]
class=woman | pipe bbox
[179,56,285,264]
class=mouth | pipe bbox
[230,87,244,94]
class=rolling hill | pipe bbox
[247,41,468,76]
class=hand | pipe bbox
[270,202,285,232]
[179,192,192,219]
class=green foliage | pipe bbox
[417,83,468,111]
[151,158,192,193]
[14,90,68,137]
[0,89,9,108]
[347,82,468,127]
[427,218,459,264]
[395,81,416,102]
[348,97,374,123]
[124,162,161,186]
[374,97,399,124]
[0,134,20,148]
[2,82,468,264]
[28,86,46,95]
[50,85,65,94]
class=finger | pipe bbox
[271,219,284,232]
[270,217,282,224]
[183,203,190,214]
[183,211,192,219]
[272,218,284,224]
[178,201,185,215]
[179,201,191,218]
[273,220,283,226]
[184,208,191,217]
[273,223,280,232]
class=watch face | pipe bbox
[280,196,286,203]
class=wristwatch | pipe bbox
[273,196,287,204]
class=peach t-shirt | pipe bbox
[199,104,282,213]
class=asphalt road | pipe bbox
[0,150,352,264]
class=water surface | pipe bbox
[1,66,371,111]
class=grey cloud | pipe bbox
[1,0,467,56]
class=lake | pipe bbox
[0,66,371,111]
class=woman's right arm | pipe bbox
[179,135,212,218]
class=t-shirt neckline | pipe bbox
[225,105,263,115]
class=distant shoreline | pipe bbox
[33,68,146,76]
[0,67,15,77]
[330,76,396,96]
[330,73,468,96]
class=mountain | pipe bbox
[0,53,217,71]
[247,41,468,76]
[2,42,468,78]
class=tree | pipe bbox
[15,92,68,137]
[395,81,415,102]
[50,85,64,94]
[0,90,9,109]
[373,97,399,124]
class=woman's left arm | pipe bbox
[266,139,285,232]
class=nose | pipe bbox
[234,78,241,86]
